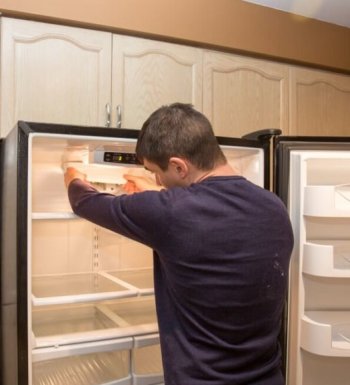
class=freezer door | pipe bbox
[275,137,350,385]
[217,136,268,189]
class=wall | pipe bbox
[0,0,349,74]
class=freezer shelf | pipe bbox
[303,241,350,277]
[33,297,158,348]
[105,269,154,295]
[32,273,138,306]
[301,311,350,357]
[304,185,350,217]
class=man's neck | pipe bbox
[191,163,240,184]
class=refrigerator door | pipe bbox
[217,135,270,189]
[275,137,350,385]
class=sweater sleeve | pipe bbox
[67,178,169,248]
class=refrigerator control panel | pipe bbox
[94,150,140,165]
[103,151,140,165]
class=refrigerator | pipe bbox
[1,121,350,385]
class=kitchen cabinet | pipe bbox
[289,67,350,136]
[0,17,112,137]
[111,35,203,129]
[203,51,289,137]
[1,17,350,139]
[0,18,203,137]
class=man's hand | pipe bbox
[64,167,86,188]
[123,174,163,193]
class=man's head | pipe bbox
[136,103,226,188]
[136,102,225,172]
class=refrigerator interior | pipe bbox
[28,131,265,385]
[286,150,350,385]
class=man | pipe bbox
[64,103,294,385]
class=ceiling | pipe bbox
[242,0,350,28]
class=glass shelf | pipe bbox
[33,297,158,348]
[32,273,138,306]
[104,269,154,295]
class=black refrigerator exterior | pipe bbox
[2,121,350,385]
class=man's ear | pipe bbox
[168,157,189,179]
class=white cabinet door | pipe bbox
[112,35,203,129]
[203,51,289,137]
[289,67,350,136]
[0,18,112,137]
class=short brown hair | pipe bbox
[136,103,226,171]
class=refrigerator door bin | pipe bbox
[32,273,138,306]
[132,334,163,385]
[303,241,350,277]
[304,185,350,217]
[33,297,158,348]
[32,337,132,385]
[301,311,350,356]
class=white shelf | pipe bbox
[304,184,350,217]
[31,272,138,306]
[104,269,154,296]
[33,297,159,348]
[301,311,350,356]
[303,240,350,277]
[32,270,154,306]
[32,212,77,220]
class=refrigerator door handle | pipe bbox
[105,103,111,127]
[242,128,282,142]
[116,105,122,128]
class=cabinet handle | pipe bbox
[116,105,122,128]
[105,103,111,128]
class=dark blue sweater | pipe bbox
[68,176,294,385]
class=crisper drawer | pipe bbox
[32,297,158,348]
[132,334,164,385]
[32,338,132,385]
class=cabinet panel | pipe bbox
[290,68,350,136]
[203,51,289,137]
[112,35,203,129]
[0,18,112,137]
